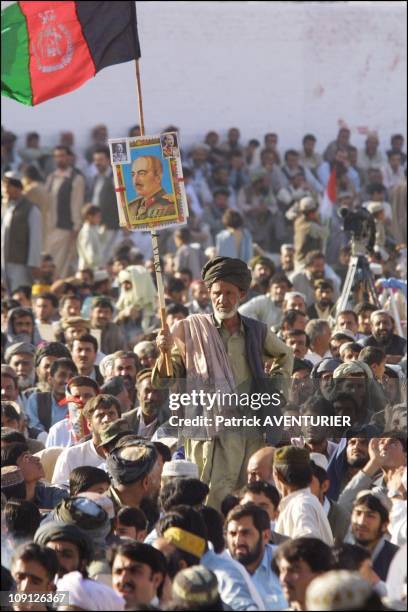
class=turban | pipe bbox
[333,361,373,380]
[45,498,111,548]
[34,521,93,561]
[202,257,252,291]
[5,342,36,362]
[56,572,125,611]
[35,342,71,367]
[106,441,158,486]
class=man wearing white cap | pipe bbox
[161,459,199,483]
[293,196,329,269]
[366,200,388,260]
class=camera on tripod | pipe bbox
[340,207,376,256]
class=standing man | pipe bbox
[88,146,120,262]
[45,145,85,278]
[1,173,42,293]
[293,197,328,269]
[154,256,293,510]
[90,297,125,355]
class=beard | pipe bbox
[233,536,263,567]
[347,456,368,469]
[374,331,392,346]
[17,371,36,390]
[213,303,239,320]
[318,299,331,308]
[256,277,270,292]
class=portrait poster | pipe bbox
[108,132,189,231]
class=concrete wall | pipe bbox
[2,1,407,154]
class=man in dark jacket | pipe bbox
[1,173,42,293]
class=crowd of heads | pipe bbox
[0,123,407,610]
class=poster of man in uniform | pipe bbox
[110,139,130,164]
[109,133,188,231]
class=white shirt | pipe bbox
[46,419,74,448]
[275,487,334,546]
[137,408,158,439]
[52,439,105,485]
[306,349,332,365]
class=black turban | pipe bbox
[34,520,93,561]
[106,440,158,486]
[201,257,252,291]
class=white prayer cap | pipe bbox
[162,459,199,479]
[366,201,384,215]
[331,329,356,342]
[306,570,372,611]
[133,340,156,358]
[94,270,109,283]
[339,341,357,358]
[56,571,125,611]
[310,452,329,472]
[284,290,306,302]
[280,243,294,253]
[299,196,318,213]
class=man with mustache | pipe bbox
[109,541,167,609]
[128,155,176,222]
[274,537,333,611]
[4,342,36,392]
[226,503,287,610]
[122,369,169,438]
[154,256,293,510]
[360,310,406,365]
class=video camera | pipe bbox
[340,207,376,255]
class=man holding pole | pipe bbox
[153,256,293,510]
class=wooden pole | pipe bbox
[134,59,173,376]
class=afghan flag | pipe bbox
[320,165,337,222]
[1,1,141,106]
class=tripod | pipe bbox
[336,243,380,316]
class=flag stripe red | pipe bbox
[327,167,337,203]
[19,1,96,105]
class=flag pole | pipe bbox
[134,59,173,376]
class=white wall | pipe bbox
[2,1,407,154]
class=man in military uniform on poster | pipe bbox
[128,155,176,221]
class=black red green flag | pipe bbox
[1,1,141,106]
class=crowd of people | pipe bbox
[0,122,407,611]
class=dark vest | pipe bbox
[49,168,81,230]
[373,540,399,582]
[36,392,53,432]
[241,315,285,443]
[6,197,32,264]
[90,175,120,230]
[240,314,267,380]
